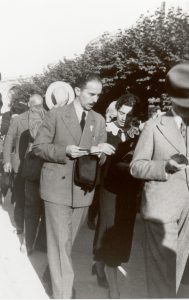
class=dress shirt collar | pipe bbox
[106,121,126,142]
[73,99,88,123]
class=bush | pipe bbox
[11,5,189,120]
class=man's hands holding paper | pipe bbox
[90,143,115,156]
[66,145,90,158]
[66,143,115,159]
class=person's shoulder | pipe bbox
[9,114,20,125]
[91,110,105,122]
[46,105,65,116]
[143,113,166,129]
[19,110,29,119]
[51,104,71,114]
[10,111,28,125]
[44,106,68,124]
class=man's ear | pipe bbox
[74,87,80,97]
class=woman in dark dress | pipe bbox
[92,93,141,298]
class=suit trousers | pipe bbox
[143,205,189,298]
[44,201,88,299]
[13,172,25,232]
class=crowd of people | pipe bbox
[0,63,189,299]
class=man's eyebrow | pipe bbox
[89,92,102,96]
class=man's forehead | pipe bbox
[84,80,102,90]
[119,105,132,114]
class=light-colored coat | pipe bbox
[33,103,107,207]
[130,110,189,293]
[130,110,189,223]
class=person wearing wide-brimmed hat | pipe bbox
[130,62,189,298]
[21,83,75,256]
[27,81,75,294]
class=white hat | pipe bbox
[45,81,75,110]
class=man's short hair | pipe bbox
[74,73,102,89]
[115,93,139,113]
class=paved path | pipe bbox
[0,194,48,299]
[72,214,147,299]
[0,191,189,299]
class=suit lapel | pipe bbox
[157,111,186,154]
[62,103,82,145]
[79,110,95,148]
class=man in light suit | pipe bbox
[3,95,43,234]
[33,73,115,299]
[130,63,189,298]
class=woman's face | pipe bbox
[116,104,133,128]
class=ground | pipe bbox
[0,190,188,299]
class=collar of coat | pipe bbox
[157,110,186,154]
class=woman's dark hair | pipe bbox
[115,92,139,116]
[11,101,28,115]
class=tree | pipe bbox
[11,5,189,120]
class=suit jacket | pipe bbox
[3,111,29,173]
[130,110,189,223]
[33,103,107,207]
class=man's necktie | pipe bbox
[180,119,187,139]
[180,119,189,155]
[118,129,126,142]
[80,111,86,131]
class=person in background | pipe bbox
[3,95,42,236]
[0,101,28,202]
[87,100,118,230]
[30,81,75,295]
[92,93,141,298]
[130,62,189,298]
[20,94,45,255]
[0,116,3,205]
[24,84,75,257]
[33,73,115,299]
[45,80,75,110]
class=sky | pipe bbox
[0,0,188,79]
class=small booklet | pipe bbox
[171,153,188,165]
[78,148,90,154]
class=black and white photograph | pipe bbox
[0,0,189,298]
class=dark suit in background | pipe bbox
[24,104,47,253]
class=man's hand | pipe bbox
[4,162,12,173]
[66,145,89,158]
[165,159,186,174]
[90,146,101,155]
[96,143,116,156]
